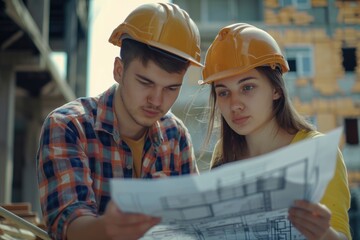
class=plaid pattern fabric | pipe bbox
[36,84,197,239]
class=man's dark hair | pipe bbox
[120,38,189,73]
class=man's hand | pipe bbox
[67,200,161,240]
[102,200,161,240]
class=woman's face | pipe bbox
[213,68,280,136]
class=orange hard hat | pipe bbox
[109,3,202,67]
[200,23,289,84]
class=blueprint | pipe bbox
[110,128,342,240]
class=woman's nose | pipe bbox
[230,95,245,112]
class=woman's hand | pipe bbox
[288,200,347,240]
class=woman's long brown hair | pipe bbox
[202,66,315,169]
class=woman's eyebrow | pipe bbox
[214,76,256,88]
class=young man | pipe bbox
[36,3,202,240]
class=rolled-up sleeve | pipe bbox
[37,114,97,240]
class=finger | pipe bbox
[152,171,170,178]
[290,200,331,225]
[106,201,160,225]
[117,213,160,226]
[288,206,330,231]
[288,210,328,231]
[292,200,331,218]
[290,219,318,240]
[106,217,161,240]
[104,201,162,239]
[288,204,330,239]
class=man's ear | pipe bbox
[113,57,124,83]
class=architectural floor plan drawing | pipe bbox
[111,128,342,239]
[143,209,303,240]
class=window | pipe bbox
[285,46,314,77]
[172,0,201,21]
[207,0,231,22]
[342,48,357,72]
[201,0,263,22]
[173,0,263,23]
[344,118,359,145]
[280,0,311,9]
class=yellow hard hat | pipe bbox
[109,3,202,67]
[200,23,289,84]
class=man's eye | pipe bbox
[167,86,180,91]
[138,80,152,86]
[140,81,149,85]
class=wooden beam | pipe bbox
[76,0,89,32]
[0,67,15,204]
[22,98,43,217]
[0,52,40,66]
[65,0,78,91]
[4,0,76,101]
[75,37,89,97]
[0,31,24,50]
[27,0,50,68]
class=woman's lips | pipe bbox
[232,116,250,125]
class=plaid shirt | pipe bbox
[36,84,197,240]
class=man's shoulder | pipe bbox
[159,111,187,130]
[47,96,99,123]
[153,111,191,140]
[49,85,115,118]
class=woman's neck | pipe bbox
[245,123,296,158]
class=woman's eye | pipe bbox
[217,91,228,97]
[242,85,254,92]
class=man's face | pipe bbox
[113,57,186,137]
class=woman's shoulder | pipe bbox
[291,129,323,143]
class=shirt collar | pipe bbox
[94,84,117,135]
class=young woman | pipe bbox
[199,23,351,240]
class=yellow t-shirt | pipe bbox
[210,130,351,239]
[121,132,147,178]
[291,130,351,239]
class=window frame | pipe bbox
[279,0,311,10]
[285,45,314,78]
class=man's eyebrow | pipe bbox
[135,74,154,83]
[135,74,182,88]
